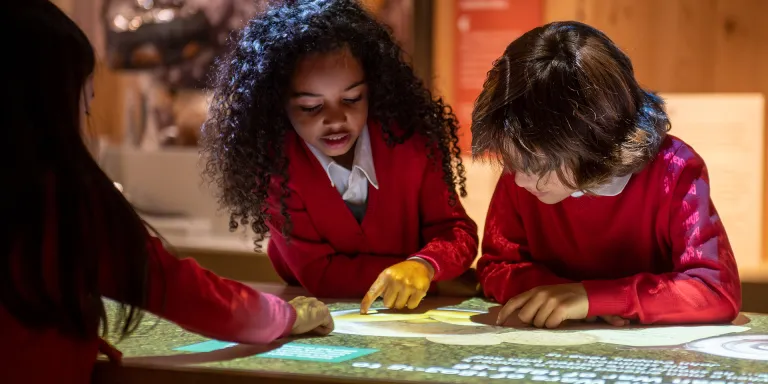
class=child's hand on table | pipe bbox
[360,259,435,314]
[289,297,335,336]
[496,283,592,328]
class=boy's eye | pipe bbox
[300,105,321,113]
[343,95,362,104]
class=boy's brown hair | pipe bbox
[471,21,670,192]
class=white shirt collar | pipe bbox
[306,124,379,190]
[571,174,632,198]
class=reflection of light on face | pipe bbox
[285,47,369,161]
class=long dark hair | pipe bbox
[471,21,670,191]
[0,1,152,340]
[200,0,466,248]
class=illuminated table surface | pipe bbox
[94,283,768,384]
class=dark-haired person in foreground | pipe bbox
[200,0,478,313]
[1,2,333,383]
[472,21,741,329]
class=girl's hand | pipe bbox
[289,296,334,336]
[496,283,589,329]
[360,259,434,314]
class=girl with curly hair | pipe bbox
[1,2,333,382]
[201,0,478,313]
[472,21,741,329]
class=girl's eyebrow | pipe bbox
[290,79,366,98]
[344,80,366,90]
[291,91,321,98]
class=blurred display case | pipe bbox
[103,0,431,150]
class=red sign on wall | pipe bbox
[453,0,543,154]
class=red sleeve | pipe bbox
[266,183,404,298]
[477,173,573,304]
[583,149,741,324]
[411,159,478,282]
[107,238,296,344]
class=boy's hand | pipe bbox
[496,283,589,328]
[360,259,434,314]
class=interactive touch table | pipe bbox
[93,284,768,384]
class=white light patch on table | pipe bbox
[256,343,378,363]
[686,335,768,361]
[582,325,750,347]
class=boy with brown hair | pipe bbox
[472,21,741,329]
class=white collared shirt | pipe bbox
[306,125,379,205]
[571,174,632,198]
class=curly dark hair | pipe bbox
[200,0,467,248]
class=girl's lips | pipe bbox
[320,133,351,149]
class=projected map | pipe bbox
[102,297,768,384]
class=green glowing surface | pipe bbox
[105,299,768,383]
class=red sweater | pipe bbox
[477,136,741,324]
[1,179,296,384]
[266,121,478,298]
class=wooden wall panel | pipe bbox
[432,0,455,106]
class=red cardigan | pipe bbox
[266,121,478,298]
[478,135,741,324]
[1,177,296,384]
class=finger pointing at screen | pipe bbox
[360,259,434,314]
